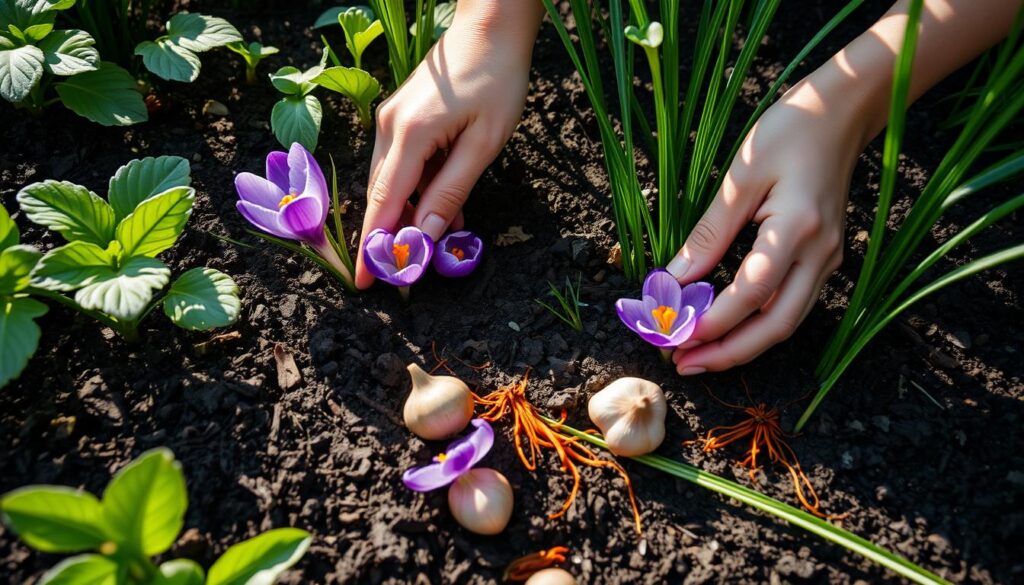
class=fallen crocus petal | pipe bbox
[616,270,714,349]
[364,226,434,286]
[433,231,482,277]
[403,419,494,492]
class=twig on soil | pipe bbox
[474,373,643,534]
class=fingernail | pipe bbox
[420,213,447,241]
[679,339,702,350]
[679,366,706,376]
[666,255,689,280]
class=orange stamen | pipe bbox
[651,305,677,333]
[435,452,448,462]
[450,246,465,261]
[474,375,643,534]
[392,243,410,269]
[504,546,571,581]
[277,194,297,208]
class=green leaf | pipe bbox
[16,180,116,246]
[409,2,455,40]
[338,5,374,32]
[30,240,116,291]
[624,21,664,49]
[271,94,322,151]
[206,528,311,585]
[0,43,44,103]
[135,38,201,82]
[0,0,68,35]
[312,66,379,127]
[101,447,187,557]
[74,255,170,321]
[163,267,240,331]
[313,6,345,28]
[0,296,46,388]
[23,22,53,42]
[115,186,194,258]
[270,65,321,96]
[154,559,205,585]
[165,12,242,52]
[350,20,382,63]
[0,244,41,294]
[0,205,18,250]
[108,156,191,221]
[55,61,148,126]
[38,554,121,585]
[38,28,98,76]
[0,486,107,552]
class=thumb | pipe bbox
[413,125,500,240]
[666,172,762,283]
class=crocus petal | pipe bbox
[680,281,715,315]
[615,298,648,334]
[265,151,290,194]
[433,231,483,278]
[286,142,310,195]
[642,269,681,310]
[365,227,433,286]
[401,419,494,492]
[394,227,434,267]
[235,172,286,210]
[279,195,326,244]
[296,143,329,223]
[636,305,697,347]
[236,200,292,239]
[364,229,400,278]
[402,461,460,492]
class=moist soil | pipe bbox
[1,1,1022,583]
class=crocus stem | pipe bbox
[659,348,672,363]
[312,240,355,289]
[398,286,410,302]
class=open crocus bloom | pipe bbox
[616,269,714,349]
[433,231,482,277]
[364,226,433,287]
[403,419,494,492]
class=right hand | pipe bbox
[355,1,543,289]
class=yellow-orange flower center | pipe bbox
[450,246,465,261]
[393,243,411,269]
[436,452,448,462]
[651,305,677,334]
[278,194,298,209]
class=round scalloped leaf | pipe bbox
[55,61,148,126]
[0,296,47,389]
[206,528,311,585]
[0,486,107,552]
[16,180,116,246]
[271,94,321,151]
[101,448,187,557]
[115,186,195,258]
[38,29,99,76]
[74,256,170,321]
[0,42,45,103]
[108,156,192,221]
[38,554,120,585]
[165,13,242,53]
[163,267,240,331]
[135,38,201,82]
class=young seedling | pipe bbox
[135,13,244,83]
[227,40,280,84]
[313,66,381,130]
[0,206,47,389]
[315,5,384,70]
[0,448,311,585]
[535,274,585,332]
[16,156,241,345]
[269,58,326,151]
[0,0,146,125]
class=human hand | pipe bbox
[354,1,544,289]
[667,71,870,375]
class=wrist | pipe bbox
[450,0,545,59]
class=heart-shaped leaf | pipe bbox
[164,13,242,53]
[271,94,322,151]
[17,180,116,246]
[270,65,321,97]
[30,240,116,291]
[101,447,187,557]
[206,528,312,585]
[135,38,201,82]
[0,244,41,294]
[163,267,240,331]
[312,65,380,127]
[74,255,170,321]
[38,554,121,585]
[0,296,47,388]
[624,21,664,49]
[0,486,107,552]
[0,205,18,250]
[38,28,98,76]
[55,61,148,126]
[0,43,45,103]
[115,186,194,258]
[154,559,205,585]
[108,156,191,221]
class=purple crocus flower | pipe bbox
[433,231,482,278]
[403,419,494,492]
[234,143,353,286]
[616,269,714,358]
[363,226,433,294]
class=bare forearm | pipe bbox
[451,0,546,61]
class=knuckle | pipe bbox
[744,278,776,308]
[796,210,823,237]
[366,180,390,210]
[688,220,720,253]
[769,317,799,344]
[431,185,469,210]
[375,102,395,127]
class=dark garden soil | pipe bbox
[1,1,1022,583]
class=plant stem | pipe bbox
[398,286,410,302]
[659,348,672,363]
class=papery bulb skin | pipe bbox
[447,468,513,535]
[525,568,577,585]
[588,377,667,456]
[403,363,474,440]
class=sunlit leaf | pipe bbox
[0,486,107,552]
[0,244,42,294]
[17,180,115,246]
[206,528,311,585]
[114,186,194,258]
[101,447,187,557]
[55,62,148,126]
[74,256,170,321]
[108,156,191,221]
[0,296,47,388]
[163,267,240,331]
[38,28,98,76]
[271,94,321,151]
